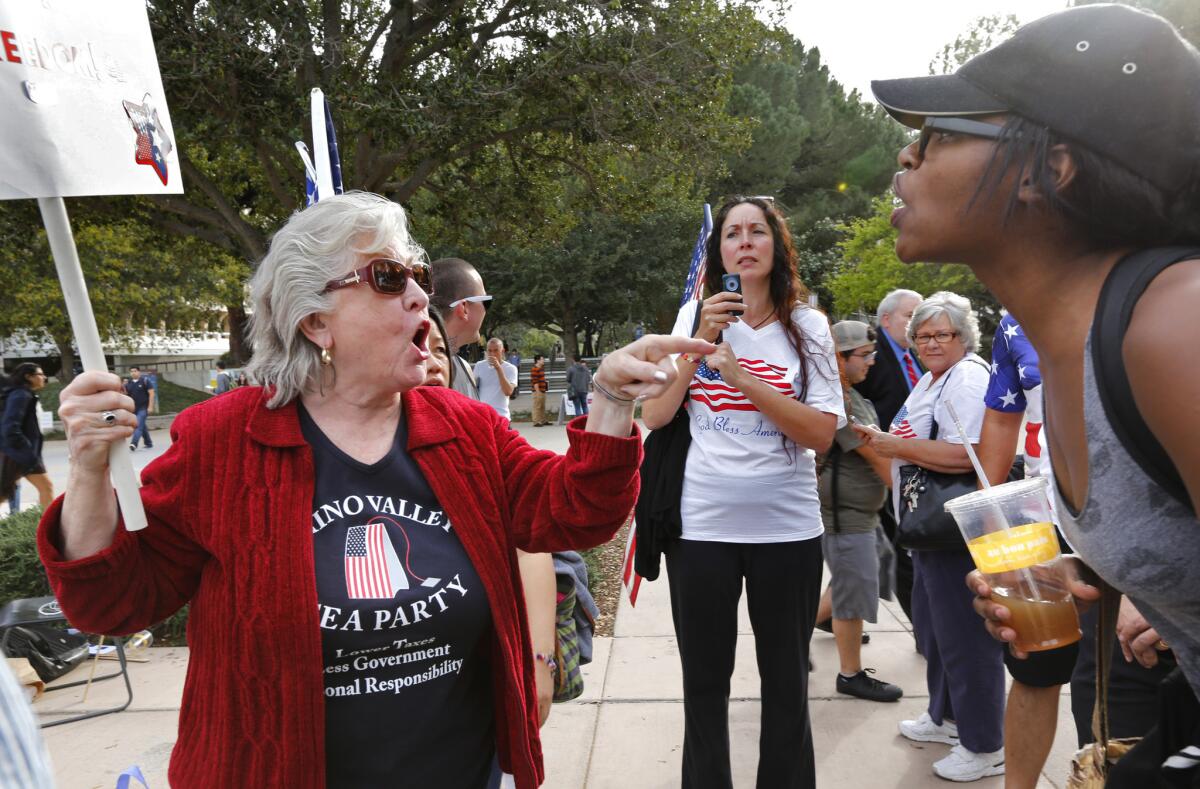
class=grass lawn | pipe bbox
[37,377,212,416]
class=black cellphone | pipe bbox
[721,273,744,316]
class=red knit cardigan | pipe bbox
[38,386,640,788]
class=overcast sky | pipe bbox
[785,0,1071,101]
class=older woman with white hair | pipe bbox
[36,191,714,789]
[854,291,1005,782]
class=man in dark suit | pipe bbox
[853,289,923,627]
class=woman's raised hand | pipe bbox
[58,372,137,473]
[695,292,746,343]
[593,335,717,403]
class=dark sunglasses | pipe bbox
[918,117,1014,160]
[323,259,433,296]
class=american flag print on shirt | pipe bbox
[689,358,794,412]
[345,523,409,600]
[890,404,918,439]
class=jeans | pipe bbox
[570,394,588,416]
[131,407,153,448]
[7,487,18,513]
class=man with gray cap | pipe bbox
[873,4,1200,781]
[816,320,903,704]
[855,289,923,627]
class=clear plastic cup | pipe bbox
[944,477,1081,653]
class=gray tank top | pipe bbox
[1054,334,1200,697]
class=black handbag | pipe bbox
[895,358,1021,551]
[3,623,91,682]
[633,306,703,581]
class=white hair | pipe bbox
[876,289,924,323]
[246,191,426,408]
[907,291,980,353]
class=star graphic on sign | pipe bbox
[122,95,173,186]
[1003,323,1020,340]
[999,389,1019,407]
[990,361,999,375]
[1017,364,1028,381]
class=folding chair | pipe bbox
[0,596,133,727]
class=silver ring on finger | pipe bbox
[101,411,117,427]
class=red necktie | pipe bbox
[903,352,920,387]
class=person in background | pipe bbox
[641,195,845,789]
[871,6,1200,775]
[816,321,903,703]
[422,309,558,728]
[855,292,1004,782]
[430,257,492,400]
[507,347,521,370]
[854,288,924,628]
[215,361,232,395]
[1,363,54,512]
[529,354,549,427]
[474,338,518,424]
[566,358,592,417]
[39,191,706,788]
[124,366,155,451]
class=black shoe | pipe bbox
[836,669,903,703]
[815,618,833,633]
[862,633,871,645]
[145,443,153,449]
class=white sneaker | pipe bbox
[898,712,959,744]
[933,744,1005,782]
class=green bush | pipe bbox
[0,507,189,644]
[0,507,52,602]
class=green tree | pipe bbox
[133,0,770,360]
[928,14,1020,74]
[826,196,1001,348]
[462,204,700,361]
[0,204,246,381]
[716,35,909,228]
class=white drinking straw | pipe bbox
[944,402,1041,601]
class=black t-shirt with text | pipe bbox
[301,405,495,789]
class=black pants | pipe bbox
[666,537,823,789]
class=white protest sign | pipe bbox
[0,0,182,199]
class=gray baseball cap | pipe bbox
[832,320,874,353]
[871,4,1200,195]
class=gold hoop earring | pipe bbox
[320,347,332,366]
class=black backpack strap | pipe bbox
[1091,247,1200,513]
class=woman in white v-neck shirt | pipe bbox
[642,196,844,789]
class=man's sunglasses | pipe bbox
[448,294,493,311]
[323,259,433,296]
[918,117,1014,161]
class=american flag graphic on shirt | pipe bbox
[689,358,794,412]
[344,523,409,600]
[890,404,918,439]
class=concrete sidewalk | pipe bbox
[31,421,1083,787]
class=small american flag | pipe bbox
[623,205,713,607]
[689,358,793,413]
[890,404,918,439]
[679,205,714,306]
[345,523,408,600]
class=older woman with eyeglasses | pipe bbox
[37,192,714,789]
[853,291,1005,782]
